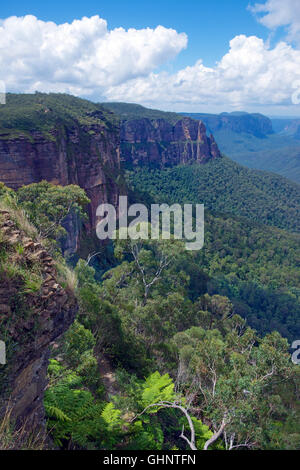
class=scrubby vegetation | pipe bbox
[0,93,119,141]
[102,102,182,124]
[17,180,90,242]
[0,407,45,450]
[42,233,300,450]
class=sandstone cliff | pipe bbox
[0,209,77,430]
[102,102,221,168]
[0,94,123,252]
[120,117,221,168]
[0,123,121,230]
[0,95,221,245]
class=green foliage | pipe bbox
[212,127,300,184]
[140,372,176,409]
[128,157,300,233]
[172,322,299,450]
[208,277,300,342]
[100,402,127,449]
[0,182,14,199]
[63,320,96,367]
[102,102,182,124]
[1,114,299,450]
[44,405,71,423]
[182,112,300,184]
[45,362,105,449]
[127,165,300,341]
[17,180,90,240]
[0,93,119,140]
[43,229,300,450]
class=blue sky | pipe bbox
[0,0,269,69]
[1,0,300,114]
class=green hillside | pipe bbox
[1,96,300,451]
[127,165,300,342]
[102,102,182,124]
[0,93,118,141]
[210,129,300,184]
[127,156,300,233]
[183,112,300,184]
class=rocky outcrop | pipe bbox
[0,96,221,245]
[0,121,121,240]
[120,117,221,168]
[0,210,77,429]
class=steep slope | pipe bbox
[102,102,300,233]
[0,94,123,243]
[0,207,77,430]
[1,96,299,234]
[127,167,300,342]
[128,157,300,233]
[102,102,221,168]
[1,97,299,451]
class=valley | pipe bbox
[0,94,299,451]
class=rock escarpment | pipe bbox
[0,210,77,429]
[0,95,221,245]
[0,94,123,251]
[120,117,221,168]
[0,122,121,232]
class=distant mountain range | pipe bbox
[102,102,300,234]
[181,111,274,138]
[102,104,300,184]
[272,118,300,138]
[182,111,300,184]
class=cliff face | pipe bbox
[0,96,221,246]
[0,209,77,429]
[0,115,122,255]
[120,117,221,168]
[0,122,121,231]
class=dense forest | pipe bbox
[0,177,299,450]
[0,94,299,451]
[127,158,300,233]
[127,163,300,343]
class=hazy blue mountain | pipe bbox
[182,111,300,184]
[181,111,273,137]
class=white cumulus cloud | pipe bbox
[250,0,300,45]
[105,35,300,111]
[0,15,188,96]
[0,14,300,112]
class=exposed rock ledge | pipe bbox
[0,210,77,431]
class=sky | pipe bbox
[1,0,300,115]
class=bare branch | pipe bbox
[85,251,102,266]
[203,415,228,450]
[131,401,197,450]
